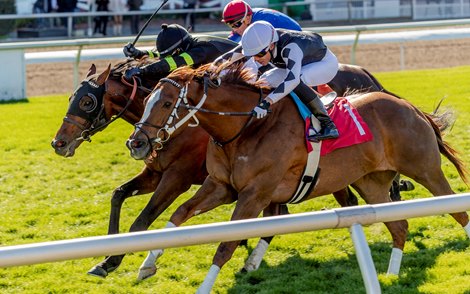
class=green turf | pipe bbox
[0,66,469,293]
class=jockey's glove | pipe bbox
[123,43,146,59]
[124,67,143,81]
[252,100,270,119]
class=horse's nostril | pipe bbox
[51,139,66,149]
[132,140,144,149]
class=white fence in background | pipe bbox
[9,0,470,26]
[0,194,469,293]
[2,18,470,100]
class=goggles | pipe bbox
[255,46,270,58]
[227,19,244,29]
[226,1,249,29]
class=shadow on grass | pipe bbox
[0,98,29,105]
[228,237,469,294]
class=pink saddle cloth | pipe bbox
[305,97,373,155]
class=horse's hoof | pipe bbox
[400,180,415,191]
[87,265,108,278]
[137,266,157,280]
[242,264,258,272]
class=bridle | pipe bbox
[63,76,145,142]
[133,73,262,150]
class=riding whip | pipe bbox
[132,0,170,46]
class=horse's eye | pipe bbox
[79,96,97,112]
[163,101,173,108]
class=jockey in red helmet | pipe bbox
[221,0,301,43]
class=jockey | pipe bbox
[222,0,301,43]
[212,21,339,142]
[122,23,238,80]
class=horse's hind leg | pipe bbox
[352,171,409,275]
[242,186,359,272]
[408,168,470,237]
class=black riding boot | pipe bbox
[294,81,339,142]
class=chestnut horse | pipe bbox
[51,59,403,279]
[127,65,470,292]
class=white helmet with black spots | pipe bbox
[241,21,279,57]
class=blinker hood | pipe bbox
[67,80,106,122]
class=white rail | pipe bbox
[0,194,469,293]
[23,27,470,64]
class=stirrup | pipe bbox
[321,91,338,109]
[307,128,339,142]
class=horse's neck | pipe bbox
[188,81,262,142]
[108,86,147,125]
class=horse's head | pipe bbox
[51,64,112,157]
[51,59,155,157]
[127,67,198,160]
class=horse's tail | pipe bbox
[422,107,469,186]
[361,67,405,99]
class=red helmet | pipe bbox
[222,0,253,23]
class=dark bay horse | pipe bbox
[52,59,208,279]
[51,59,404,279]
[127,65,470,292]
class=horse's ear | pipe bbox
[96,64,111,86]
[87,64,97,77]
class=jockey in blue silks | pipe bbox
[222,0,302,43]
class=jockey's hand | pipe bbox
[123,43,145,59]
[252,100,270,119]
[124,67,142,81]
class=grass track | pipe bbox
[0,66,469,293]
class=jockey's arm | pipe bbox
[210,44,245,72]
[145,49,160,59]
[140,50,198,78]
[265,43,303,104]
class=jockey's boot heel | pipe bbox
[294,81,339,142]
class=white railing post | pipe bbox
[74,45,83,89]
[400,42,406,70]
[349,223,381,294]
[0,49,26,101]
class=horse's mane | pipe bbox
[106,57,158,89]
[168,63,271,93]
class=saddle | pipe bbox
[287,89,373,204]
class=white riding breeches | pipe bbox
[259,49,339,88]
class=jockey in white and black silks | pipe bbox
[122,23,238,80]
[212,21,340,142]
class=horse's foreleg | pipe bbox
[199,191,271,293]
[138,176,237,281]
[242,203,288,272]
[134,172,194,280]
[108,167,161,235]
[87,166,161,278]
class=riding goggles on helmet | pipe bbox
[227,18,244,29]
[255,46,270,58]
[225,1,249,29]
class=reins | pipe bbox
[142,73,263,148]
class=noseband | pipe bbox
[133,77,204,150]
